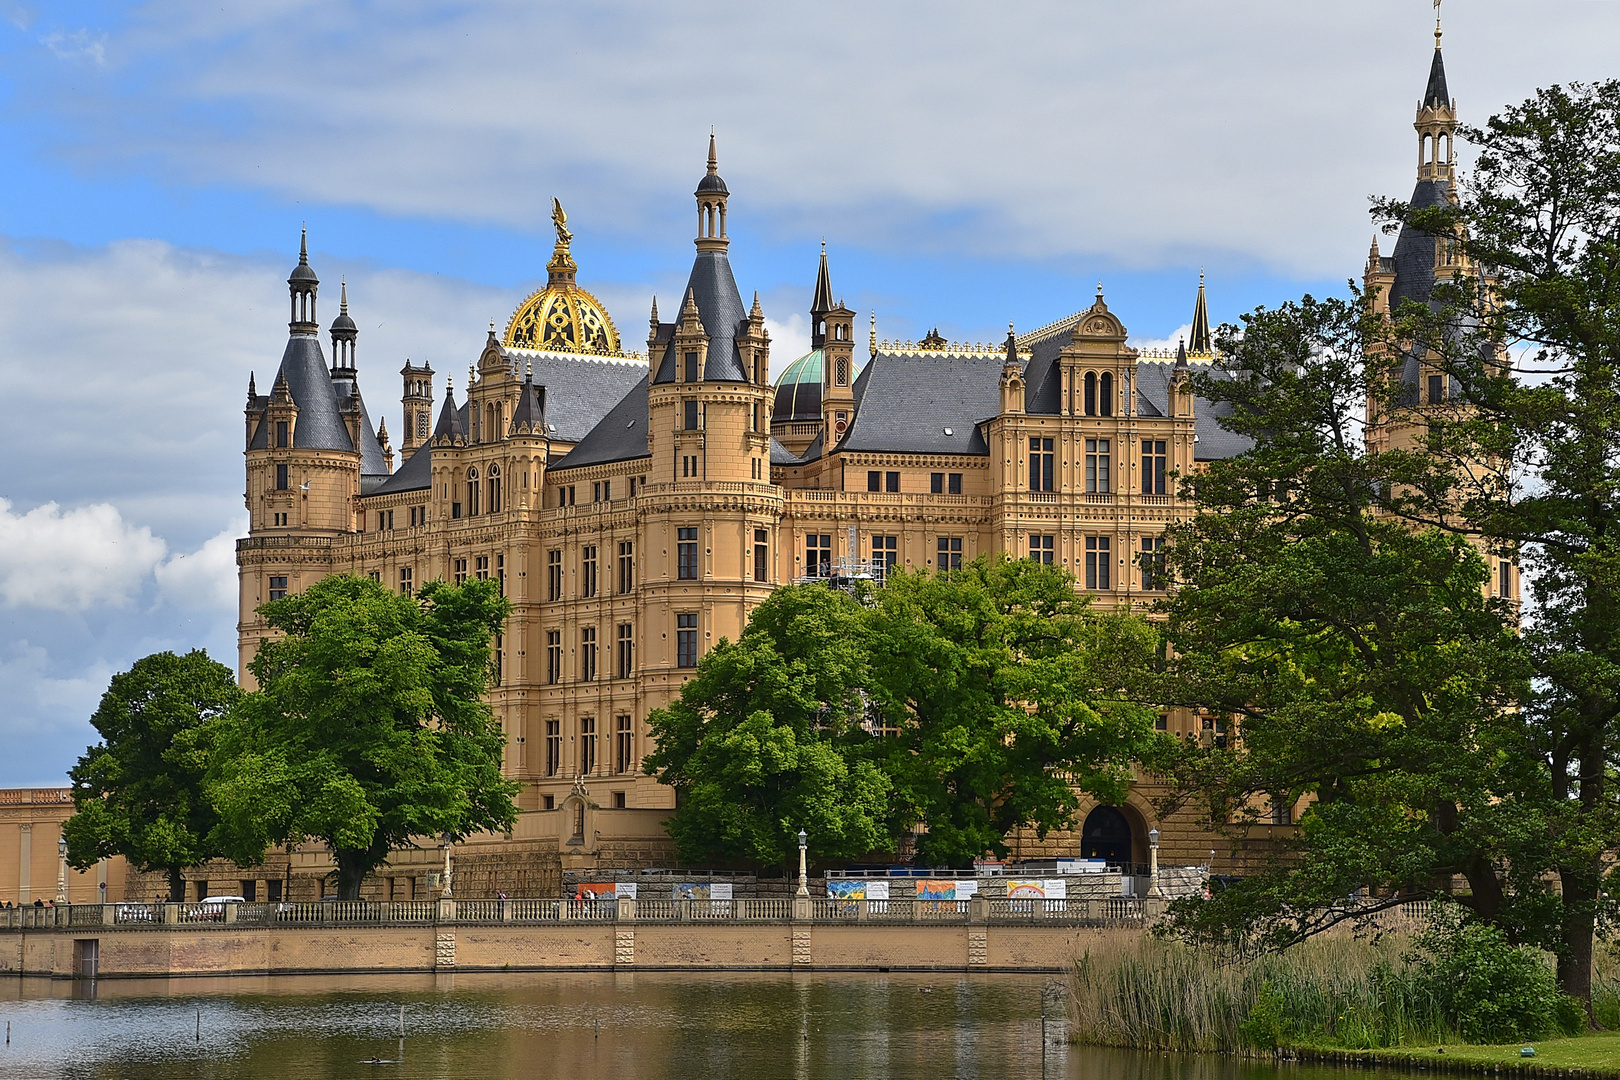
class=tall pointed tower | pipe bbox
[815,246,856,446]
[1188,271,1213,358]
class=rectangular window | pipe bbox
[936,536,963,571]
[618,541,635,593]
[615,715,633,774]
[754,528,769,582]
[581,626,597,682]
[678,527,699,579]
[1428,373,1443,406]
[452,501,462,519]
[399,567,413,596]
[1141,536,1165,590]
[867,470,881,492]
[582,545,597,598]
[474,555,489,579]
[885,471,900,492]
[496,553,505,595]
[547,549,562,601]
[275,421,288,448]
[601,480,610,501]
[806,533,832,577]
[948,472,962,494]
[453,558,468,585]
[545,719,561,777]
[617,623,634,679]
[268,575,288,601]
[1029,437,1055,492]
[542,794,555,811]
[1085,535,1112,590]
[930,472,943,494]
[684,399,700,430]
[275,464,289,491]
[1029,535,1054,564]
[1085,438,1111,493]
[592,481,602,503]
[546,630,562,685]
[1499,561,1513,597]
[377,512,386,532]
[676,612,699,668]
[683,351,699,383]
[1155,714,1169,732]
[873,535,898,576]
[1141,440,1167,495]
[493,634,502,687]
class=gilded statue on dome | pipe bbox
[551,197,572,250]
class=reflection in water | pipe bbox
[0,972,1387,1080]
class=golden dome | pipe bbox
[502,199,622,354]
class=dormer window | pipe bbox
[684,351,699,382]
[275,421,288,448]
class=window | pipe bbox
[547,549,562,601]
[1141,440,1167,495]
[1141,536,1165,590]
[754,529,769,582]
[1083,371,1096,416]
[617,623,634,679]
[487,464,501,512]
[268,575,288,601]
[677,613,698,668]
[1428,373,1443,406]
[936,536,963,571]
[543,794,555,811]
[873,535,898,576]
[275,421,289,448]
[683,350,699,382]
[868,470,881,492]
[580,716,597,774]
[1499,561,1513,597]
[546,630,562,684]
[558,485,576,507]
[593,481,602,502]
[474,555,490,579]
[1029,535,1054,564]
[452,500,462,520]
[948,472,962,494]
[582,545,597,598]
[453,558,468,585]
[678,527,699,579]
[836,356,850,385]
[615,715,633,774]
[367,570,381,582]
[1085,535,1112,590]
[885,471,900,492]
[805,533,831,577]
[681,454,698,478]
[1085,439,1111,493]
[545,720,561,777]
[684,399,700,430]
[399,567,413,596]
[930,472,943,494]
[601,479,610,501]
[496,553,505,595]
[1154,714,1169,732]
[613,791,627,809]
[493,634,503,687]
[466,467,480,516]
[581,627,597,682]
[1099,372,1114,416]
[1030,437,1055,492]
[276,464,289,491]
[618,541,635,593]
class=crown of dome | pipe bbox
[771,348,824,423]
[502,201,622,354]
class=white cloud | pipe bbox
[40,29,105,66]
[0,497,167,611]
[155,521,244,612]
[765,313,811,378]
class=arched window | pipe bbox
[1099,372,1114,417]
[466,467,480,516]
[487,464,502,513]
[1083,372,1097,416]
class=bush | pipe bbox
[1554,995,1588,1037]
[1413,911,1558,1044]
[1240,982,1286,1050]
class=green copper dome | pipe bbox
[772,348,824,423]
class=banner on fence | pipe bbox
[710,883,733,900]
[674,882,718,900]
[576,883,616,900]
[1043,878,1067,899]
[955,879,979,898]
[1006,880,1045,898]
[615,882,637,899]
[916,880,956,900]
[866,881,889,900]
[827,881,866,900]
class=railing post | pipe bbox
[163,903,180,926]
[616,897,637,924]
[100,904,115,927]
[501,899,513,923]
[558,898,571,922]
[969,894,990,924]
[792,896,812,922]
[1085,900,1101,921]
[224,902,239,925]
[856,899,869,922]
[436,898,457,924]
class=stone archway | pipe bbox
[1080,805,1133,865]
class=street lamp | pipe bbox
[439,833,455,898]
[1146,828,1161,899]
[57,836,69,904]
[796,828,809,898]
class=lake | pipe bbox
[0,971,1356,1080]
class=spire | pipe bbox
[433,379,465,443]
[1423,14,1450,110]
[509,359,547,437]
[869,311,877,358]
[750,290,764,319]
[707,130,718,176]
[246,371,257,401]
[1188,270,1212,356]
[694,132,729,251]
[1175,338,1189,369]
[1004,322,1019,365]
[329,276,358,373]
[810,240,834,350]
[649,295,659,325]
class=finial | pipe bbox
[650,295,659,323]
[1434,0,1442,47]
[299,226,308,264]
[340,277,348,313]
[551,197,572,251]
[1097,281,1104,298]
[446,375,454,393]
[750,290,763,318]
[526,358,533,381]
[469,362,476,386]
[1199,267,1205,287]
[707,129,718,175]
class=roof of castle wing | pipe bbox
[247,335,355,452]
[651,250,750,384]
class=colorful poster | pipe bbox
[1006,879,1046,899]
[710,883,733,900]
[576,882,616,900]
[827,881,866,900]
[954,880,979,898]
[866,881,890,900]
[916,880,956,900]
[674,882,711,900]
[1043,878,1067,900]
[615,882,637,899]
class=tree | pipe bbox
[208,575,519,899]
[63,650,242,902]
[1372,79,1620,1003]
[642,585,892,867]
[865,557,1160,867]
[1153,294,1534,959]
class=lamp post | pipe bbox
[1146,827,1161,898]
[57,836,69,904]
[796,829,809,898]
[439,833,454,898]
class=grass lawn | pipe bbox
[1333,1031,1620,1073]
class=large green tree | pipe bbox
[866,557,1160,867]
[1152,295,1532,959]
[642,585,892,867]
[209,575,519,899]
[1372,79,1620,1003]
[63,650,242,902]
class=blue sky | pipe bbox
[2,0,1617,786]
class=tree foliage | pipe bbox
[63,650,242,902]
[208,575,518,899]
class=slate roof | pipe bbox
[247,334,355,453]
[651,251,750,384]
[549,374,651,471]
[371,441,433,495]
[1133,361,1254,462]
[508,351,645,442]
[769,437,802,465]
[1423,44,1450,108]
[835,351,1004,456]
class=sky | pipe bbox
[1,0,1617,787]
